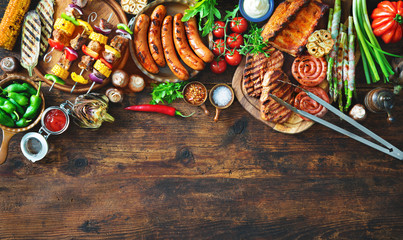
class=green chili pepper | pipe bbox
[16,118,31,127]
[4,83,28,93]
[0,108,15,127]
[0,97,7,105]
[7,92,29,106]
[8,98,24,116]
[45,74,66,85]
[22,83,37,95]
[10,112,19,122]
[0,99,17,114]
[61,13,79,26]
[23,81,42,119]
[117,23,133,35]
[19,91,31,98]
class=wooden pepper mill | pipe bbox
[364,88,395,123]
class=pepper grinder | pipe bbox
[364,88,395,123]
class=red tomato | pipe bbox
[213,21,226,38]
[225,49,242,66]
[229,17,248,34]
[212,39,226,56]
[210,58,227,74]
[226,33,244,49]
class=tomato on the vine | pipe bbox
[210,57,227,74]
[213,21,226,38]
[225,49,242,66]
[229,17,248,34]
[212,39,226,56]
[226,33,244,49]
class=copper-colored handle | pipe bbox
[0,130,15,164]
[200,104,209,116]
[214,108,221,122]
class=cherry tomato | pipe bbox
[212,39,226,56]
[213,21,226,38]
[226,33,244,49]
[210,58,227,74]
[229,17,248,34]
[225,49,242,66]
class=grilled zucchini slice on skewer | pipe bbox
[36,0,55,58]
[21,11,42,77]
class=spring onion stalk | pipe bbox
[352,0,380,83]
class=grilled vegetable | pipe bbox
[89,32,108,45]
[54,18,76,37]
[51,64,69,80]
[0,0,31,50]
[94,60,112,78]
[20,11,42,77]
[36,0,55,57]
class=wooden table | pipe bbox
[0,0,402,239]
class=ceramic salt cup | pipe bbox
[209,84,235,122]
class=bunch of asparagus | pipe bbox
[326,0,356,112]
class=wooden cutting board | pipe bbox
[33,0,129,93]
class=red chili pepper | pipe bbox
[48,38,64,51]
[100,58,113,69]
[82,45,99,59]
[125,104,194,117]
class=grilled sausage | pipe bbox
[161,15,189,81]
[134,14,159,74]
[173,13,204,71]
[184,17,214,63]
[148,5,166,67]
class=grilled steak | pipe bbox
[269,0,329,57]
[261,0,309,41]
[260,70,295,124]
[243,46,284,98]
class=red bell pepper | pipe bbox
[371,0,403,43]
[100,58,113,70]
[48,38,64,51]
[64,47,78,61]
[82,45,99,59]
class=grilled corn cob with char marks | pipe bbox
[0,0,31,50]
[36,0,55,57]
[51,64,70,80]
[94,60,112,78]
[54,18,75,37]
[89,32,108,45]
[21,11,42,77]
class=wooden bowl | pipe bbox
[0,74,45,164]
[129,0,213,83]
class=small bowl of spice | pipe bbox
[209,84,234,122]
[183,81,209,115]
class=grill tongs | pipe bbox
[269,82,403,160]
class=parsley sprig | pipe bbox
[150,81,187,105]
[238,23,271,57]
[182,0,221,37]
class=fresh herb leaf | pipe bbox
[223,5,239,21]
[238,23,271,57]
[182,0,220,37]
[150,81,187,105]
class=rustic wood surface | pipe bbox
[0,0,402,239]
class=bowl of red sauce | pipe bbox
[42,106,69,134]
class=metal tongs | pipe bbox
[269,83,403,160]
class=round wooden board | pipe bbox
[33,0,129,93]
[129,0,212,83]
[232,57,321,134]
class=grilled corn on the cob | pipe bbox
[51,64,70,80]
[89,32,108,45]
[54,18,75,37]
[0,0,31,50]
[94,60,112,78]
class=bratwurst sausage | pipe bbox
[161,15,189,81]
[173,13,205,71]
[184,17,214,63]
[134,14,159,74]
[148,5,166,67]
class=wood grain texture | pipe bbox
[0,0,402,239]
